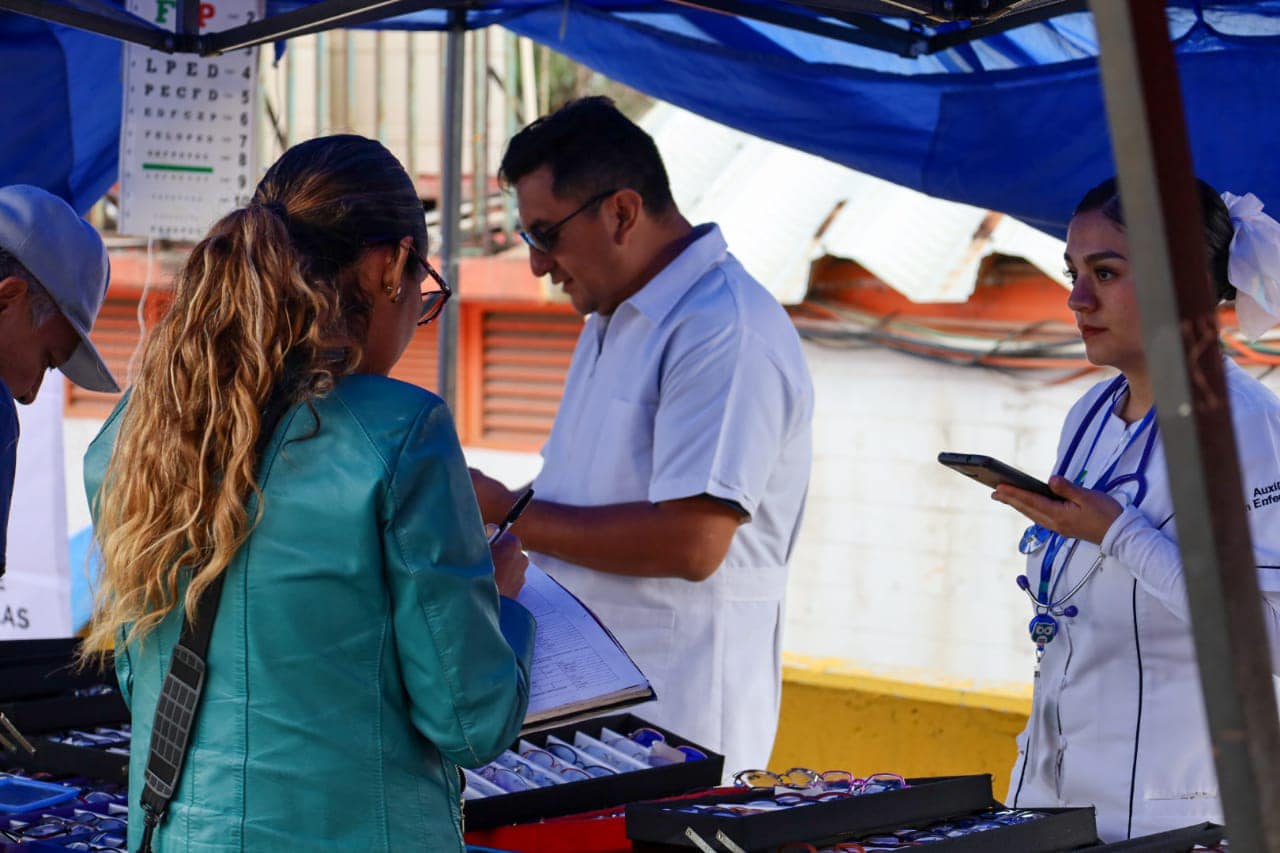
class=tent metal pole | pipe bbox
[0,0,173,50]
[437,7,466,409]
[503,32,519,240]
[285,43,296,147]
[345,31,358,130]
[199,0,442,56]
[472,28,491,251]
[407,32,418,184]
[519,36,537,125]
[927,0,1087,53]
[375,31,386,146]
[175,0,199,37]
[316,32,330,134]
[1090,2,1280,849]
[667,0,923,56]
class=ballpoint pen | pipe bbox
[487,487,535,545]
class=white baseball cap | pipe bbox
[0,185,119,393]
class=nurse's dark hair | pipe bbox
[499,96,675,216]
[84,134,425,659]
[1074,177,1236,302]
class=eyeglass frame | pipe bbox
[364,237,452,326]
[543,741,617,777]
[734,767,848,791]
[627,726,708,762]
[478,764,532,793]
[519,746,595,782]
[734,767,908,799]
[14,815,95,840]
[518,188,620,254]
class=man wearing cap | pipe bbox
[0,185,118,577]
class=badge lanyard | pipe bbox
[1016,377,1159,673]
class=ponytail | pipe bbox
[85,206,360,654]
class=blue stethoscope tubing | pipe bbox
[1018,376,1160,627]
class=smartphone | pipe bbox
[936,452,1058,500]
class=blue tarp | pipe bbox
[4,1,1280,233]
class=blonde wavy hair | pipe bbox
[84,135,426,657]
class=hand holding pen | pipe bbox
[489,488,534,597]
[488,487,535,545]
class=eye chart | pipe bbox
[119,0,263,240]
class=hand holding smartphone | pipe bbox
[937,452,1058,500]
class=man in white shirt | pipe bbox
[470,97,813,772]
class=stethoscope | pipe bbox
[1015,376,1160,668]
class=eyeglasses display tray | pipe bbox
[0,639,129,784]
[1086,822,1226,852]
[625,775,1099,852]
[464,713,723,831]
[0,770,130,851]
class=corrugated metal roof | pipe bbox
[989,215,1071,288]
[643,102,1068,304]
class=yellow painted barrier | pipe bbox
[768,654,1032,802]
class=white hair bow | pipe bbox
[1222,191,1280,341]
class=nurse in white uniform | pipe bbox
[993,177,1280,842]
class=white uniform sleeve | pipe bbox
[648,319,803,517]
[1100,396,1280,663]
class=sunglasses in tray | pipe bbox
[628,775,1026,851]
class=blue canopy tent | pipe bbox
[4,1,1280,234]
[3,0,1280,844]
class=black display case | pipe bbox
[464,712,724,831]
[0,639,128,783]
[626,776,1100,852]
[1090,822,1226,852]
[630,775,991,850]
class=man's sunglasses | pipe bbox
[519,188,619,254]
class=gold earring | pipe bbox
[385,281,403,303]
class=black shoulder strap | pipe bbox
[138,396,290,853]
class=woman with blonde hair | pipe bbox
[83,134,533,851]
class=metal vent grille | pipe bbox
[465,305,580,450]
[65,291,170,419]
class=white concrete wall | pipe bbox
[785,343,1092,689]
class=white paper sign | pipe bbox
[0,375,71,639]
[119,0,263,240]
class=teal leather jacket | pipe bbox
[84,375,535,852]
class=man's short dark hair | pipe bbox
[0,247,32,284]
[499,96,675,216]
[0,247,55,326]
